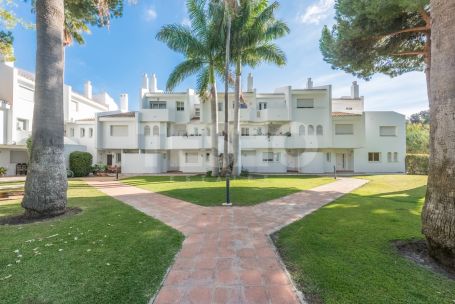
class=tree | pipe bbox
[421,0,455,270]
[22,0,123,218]
[406,123,429,154]
[157,0,225,176]
[320,0,455,270]
[409,110,430,124]
[230,0,288,176]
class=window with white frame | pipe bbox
[116,153,121,163]
[110,125,128,137]
[257,127,263,135]
[316,125,323,136]
[149,100,166,109]
[326,152,331,162]
[218,102,223,111]
[380,126,397,136]
[262,152,280,162]
[176,101,184,111]
[258,102,267,110]
[194,106,200,117]
[335,124,354,135]
[308,125,315,135]
[368,152,380,162]
[185,152,198,163]
[144,125,151,136]
[89,128,93,137]
[16,118,28,131]
[153,125,159,136]
[80,128,85,137]
[70,128,75,137]
[241,127,249,136]
[393,152,398,162]
[387,152,392,162]
[297,98,314,108]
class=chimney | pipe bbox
[247,73,254,92]
[120,94,129,112]
[142,74,149,91]
[307,78,313,89]
[150,73,158,93]
[351,81,360,99]
[84,81,93,99]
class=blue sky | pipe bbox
[8,0,429,116]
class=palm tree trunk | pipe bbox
[210,81,219,177]
[232,60,241,176]
[22,0,67,217]
[223,12,231,175]
[422,0,455,271]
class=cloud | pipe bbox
[299,0,335,24]
[145,7,157,22]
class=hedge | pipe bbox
[406,154,429,175]
[69,151,93,177]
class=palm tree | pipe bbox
[231,0,289,176]
[422,0,455,270]
[22,0,123,217]
[157,0,225,176]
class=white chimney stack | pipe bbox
[120,94,129,113]
[84,81,93,99]
[351,81,360,99]
[142,74,149,91]
[247,73,254,92]
[307,77,313,89]
[150,73,158,93]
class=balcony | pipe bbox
[167,135,210,150]
[141,109,175,122]
[256,108,289,121]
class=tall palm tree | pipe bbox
[22,0,123,217]
[231,0,289,176]
[157,0,225,176]
[422,0,455,270]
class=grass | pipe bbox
[274,175,455,304]
[0,180,183,304]
[122,175,334,206]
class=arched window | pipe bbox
[144,125,150,136]
[299,125,305,136]
[153,125,159,136]
[308,125,315,136]
[316,125,323,136]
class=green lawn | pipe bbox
[122,175,334,206]
[274,175,455,304]
[0,181,183,304]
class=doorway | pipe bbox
[336,153,346,171]
[107,154,113,166]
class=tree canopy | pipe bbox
[320,0,431,80]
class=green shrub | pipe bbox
[0,167,7,176]
[92,163,107,174]
[69,151,93,177]
[406,154,429,175]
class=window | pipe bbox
[110,125,128,137]
[89,128,93,138]
[257,127,263,135]
[241,128,249,136]
[393,152,398,162]
[380,126,397,136]
[194,107,200,117]
[326,152,331,162]
[262,152,280,162]
[80,128,85,137]
[185,152,198,163]
[259,102,267,110]
[153,125,159,136]
[16,118,28,131]
[308,125,315,136]
[116,153,121,163]
[335,124,354,135]
[149,100,166,109]
[387,152,392,162]
[316,125,323,136]
[368,152,380,162]
[70,128,75,137]
[299,125,305,136]
[176,101,184,111]
[123,149,139,154]
[144,125,150,136]
[218,102,223,111]
[297,98,314,108]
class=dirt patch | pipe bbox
[0,207,82,226]
[393,239,455,280]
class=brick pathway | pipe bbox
[85,177,368,304]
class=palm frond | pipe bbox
[166,59,205,91]
[156,24,205,57]
[242,43,286,67]
[196,66,210,97]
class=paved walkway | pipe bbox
[85,177,368,304]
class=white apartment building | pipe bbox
[68,73,405,175]
[0,59,120,176]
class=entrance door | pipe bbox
[107,154,113,166]
[336,153,346,171]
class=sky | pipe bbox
[7,0,429,116]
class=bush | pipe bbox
[406,154,429,175]
[206,171,212,177]
[69,151,93,177]
[0,167,7,176]
[92,163,107,174]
